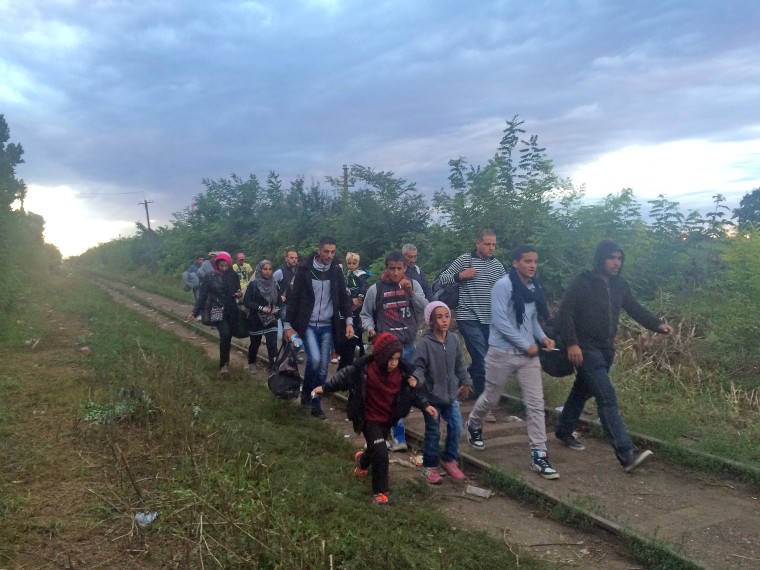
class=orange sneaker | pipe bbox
[353,450,368,477]
[372,492,389,506]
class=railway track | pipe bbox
[99,279,760,569]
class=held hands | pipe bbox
[567,344,583,368]
[424,405,438,418]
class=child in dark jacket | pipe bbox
[314,333,437,506]
[413,301,472,484]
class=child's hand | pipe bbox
[407,376,418,388]
[459,385,471,400]
[425,406,438,418]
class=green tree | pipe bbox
[733,188,760,228]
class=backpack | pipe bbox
[431,254,472,311]
[182,270,200,292]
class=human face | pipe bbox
[260,263,273,279]
[347,258,359,271]
[512,251,538,283]
[317,244,336,265]
[285,251,298,267]
[476,234,497,259]
[386,352,401,372]
[195,257,204,265]
[237,259,245,266]
[404,250,417,267]
[603,251,623,278]
[385,261,405,283]
[432,306,451,333]
[217,260,229,271]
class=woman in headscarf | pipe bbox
[189,251,243,375]
[243,259,282,373]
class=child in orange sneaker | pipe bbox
[314,333,437,506]
[412,302,472,484]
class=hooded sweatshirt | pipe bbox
[557,239,664,350]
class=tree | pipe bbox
[733,188,760,228]
[0,114,26,211]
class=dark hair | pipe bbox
[318,236,336,248]
[384,251,405,266]
[511,244,537,262]
[284,248,298,257]
[477,229,496,241]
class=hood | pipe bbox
[215,251,233,269]
[593,239,624,273]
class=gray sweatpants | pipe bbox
[468,348,548,451]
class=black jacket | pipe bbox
[557,270,664,351]
[322,357,431,433]
[243,281,282,332]
[285,253,353,347]
[192,268,240,324]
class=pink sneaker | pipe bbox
[423,467,442,485]
[441,460,466,480]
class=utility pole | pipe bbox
[138,198,153,230]
[339,164,354,202]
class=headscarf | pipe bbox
[214,251,233,272]
[254,259,278,305]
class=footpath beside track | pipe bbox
[99,280,760,569]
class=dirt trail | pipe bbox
[100,281,639,569]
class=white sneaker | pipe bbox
[624,450,653,473]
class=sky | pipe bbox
[3,0,759,257]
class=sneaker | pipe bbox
[441,460,466,481]
[219,365,230,376]
[389,438,408,452]
[248,362,257,374]
[353,450,368,477]
[484,410,497,423]
[372,492,389,506]
[311,407,327,420]
[624,449,653,473]
[423,468,443,485]
[466,420,485,450]
[556,432,585,451]
[531,450,560,480]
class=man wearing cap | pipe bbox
[233,253,253,290]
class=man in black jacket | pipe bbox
[555,239,673,473]
[283,236,354,419]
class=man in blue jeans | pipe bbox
[555,239,673,473]
[435,230,506,401]
[284,236,354,419]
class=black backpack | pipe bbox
[431,254,472,311]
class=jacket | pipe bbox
[413,330,471,405]
[285,252,353,347]
[243,281,282,332]
[192,268,240,324]
[322,357,431,433]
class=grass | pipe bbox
[0,274,544,569]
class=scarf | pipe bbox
[508,267,550,327]
[254,260,278,305]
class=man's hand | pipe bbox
[399,278,414,295]
[459,385,471,400]
[658,323,674,336]
[567,344,583,367]
[312,386,324,396]
[541,337,556,351]
[345,324,354,339]
[424,406,439,419]
[459,267,477,280]
[283,328,294,342]
[367,328,376,341]
[526,345,540,357]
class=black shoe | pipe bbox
[466,420,485,450]
[624,449,653,473]
[311,407,327,420]
[556,432,585,451]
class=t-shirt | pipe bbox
[234,262,253,288]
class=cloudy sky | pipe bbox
[3,0,759,257]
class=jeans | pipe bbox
[216,319,233,369]
[469,349,547,450]
[457,320,490,397]
[422,400,462,467]
[303,325,334,410]
[555,347,635,465]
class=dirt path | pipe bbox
[99,282,646,569]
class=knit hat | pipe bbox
[424,301,450,325]
[371,332,402,369]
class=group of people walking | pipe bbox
[187,231,673,506]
